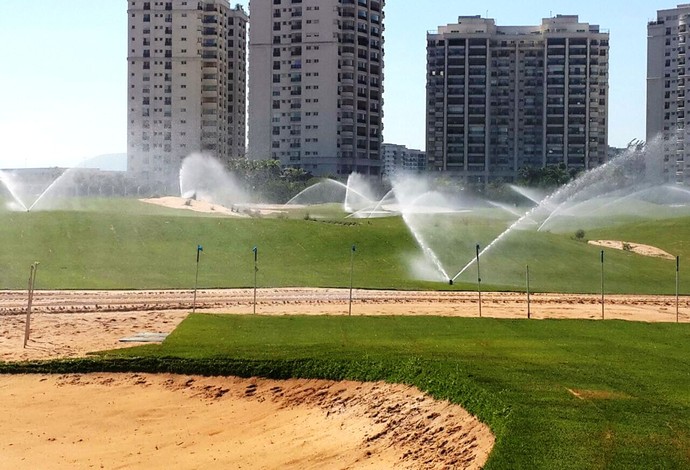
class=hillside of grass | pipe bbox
[0,199,689,293]
[5,315,689,469]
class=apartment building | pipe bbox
[648,3,690,183]
[127,0,248,193]
[427,15,609,183]
[248,0,385,177]
[381,143,426,178]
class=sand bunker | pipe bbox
[140,197,290,218]
[140,196,248,217]
[0,373,493,469]
[588,240,676,260]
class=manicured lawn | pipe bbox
[90,314,690,469]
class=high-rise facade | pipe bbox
[426,15,609,183]
[648,4,690,183]
[248,0,385,177]
[127,0,248,192]
[381,143,426,178]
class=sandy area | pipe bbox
[140,196,290,217]
[1,288,687,468]
[589,239,676,260]
[0,373,492,469]
[140,196,248,217]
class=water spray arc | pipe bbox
[449,141,666,284]
[0,171,29,212]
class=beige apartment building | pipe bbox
[381,143,426,178]
[127,0,248,193]
[427,15,609,184]
[248,0,385,177]
[648,3,690,183]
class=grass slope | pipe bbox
[0,203,431,290]
[0,200,689,293]
[77,314,690,469]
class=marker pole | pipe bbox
[476,244,482,318]
[193,245,203,313]
[526,265,531,319]
[253,246,258,315]
[676,256,680,324]
[23,262,38,348]
[349,245,356,316]
[601,250,604,320]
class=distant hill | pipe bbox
[79,153,127,172]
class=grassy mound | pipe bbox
[0,199,688,293]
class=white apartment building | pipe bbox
[427,15,609,183]
[248,0,385,177]
[381,143,426,178]
[648,3,690,183]
[127,0,248,193]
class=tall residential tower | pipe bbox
[127,0,248,192]
[248,0,385,177]
[648,3,690,183]
[426,15,609,183]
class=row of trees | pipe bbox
[517,164,580,188]
[225,159,316,203]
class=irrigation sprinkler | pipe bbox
[526,265,531,319]
[601,250,604,320]
[476,244,482,318]
[24,262,39,348]
[349,244,356,316]
[253,246,258,315]
[676,256,680,324]
[192,244,203,313]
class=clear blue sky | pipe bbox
[0,0,669,168]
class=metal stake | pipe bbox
[601,250,604,320]
[349,244,356,316]
[526,265,531,319]
[476,244,482,318]
[253,246,258,315]
[192,245,203,313]
[676,256,680,323]
[24,262,39,348]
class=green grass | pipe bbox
[9,314,688,469]
[1,199,689,293]
[0,202,434,290]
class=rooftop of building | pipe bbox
[430,14,607,37]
